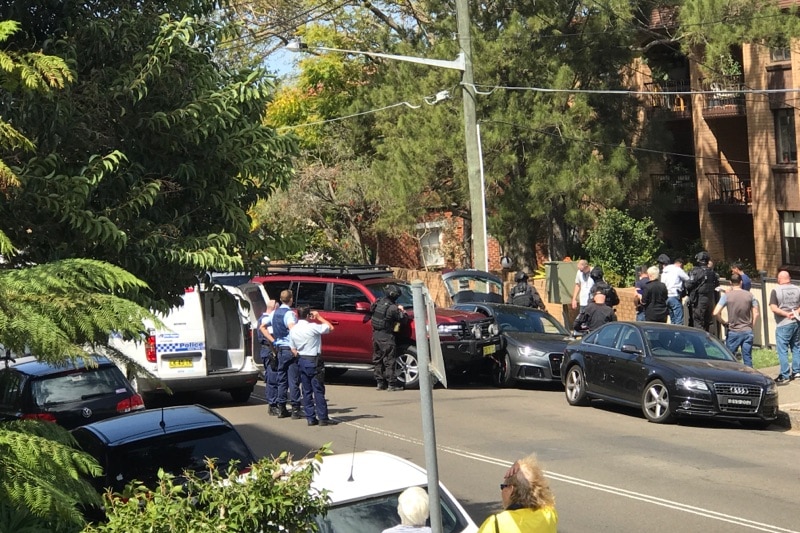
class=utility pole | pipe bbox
[455,0,487,271]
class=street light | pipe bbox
[285,39,489,271]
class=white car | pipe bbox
[311,450,478,533]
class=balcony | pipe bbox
[652,173,698,210]
[644,80,692,120]
[701,76,746,118]
[706,172,752,213]
[628,173,698,210]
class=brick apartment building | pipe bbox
[633,5,799,277]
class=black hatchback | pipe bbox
[0,355,144,429]
[71,404,257,493]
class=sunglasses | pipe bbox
[499,483,510,490]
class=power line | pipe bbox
[465,82,800,97]
[276,100,423,131]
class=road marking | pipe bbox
[342,420,799,533]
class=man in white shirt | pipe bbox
[660,257,690,325]
[571,260,594,313]
[289,306,337,426]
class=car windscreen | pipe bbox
[31,367,129,407]
[314,488,469,533]
[366,282,414,309]
[495,308,568,335]
[103,427,255,492]
[644,327,736,361]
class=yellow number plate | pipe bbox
[168,359,193,368]
[483,344,497,356]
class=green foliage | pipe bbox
[0,259,156,361]
[85,448,332,533]
[0,421,102,531]
[584,208,663,286]
[0,7,297,307]
[678,0,800,80]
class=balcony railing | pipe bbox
[644,80,692,119]
[706,172,751,212]
[701,76,746,118]
[651,173,698,209]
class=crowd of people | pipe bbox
[566,253,800,383]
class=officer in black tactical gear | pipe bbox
[588,266,620,307]
[371,284,409,391]
[507,271,545,310]
[686,251,719,333]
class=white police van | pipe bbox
[110,283,262,403]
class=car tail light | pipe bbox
[145,333,157,363]
[22,413,57,423]
[117,394,146,413]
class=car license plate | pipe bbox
[725,397,752,406]
[483,344,497,356]
[169,359,193,369]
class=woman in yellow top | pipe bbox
[477,454,558,533]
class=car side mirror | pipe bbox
[621,344,643,356]
[355,302,371,313]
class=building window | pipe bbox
[416,222,444,268]
[771,47,791,62]
[782,212,800,265]
[775,109,797,163]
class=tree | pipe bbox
[583,208,663,287]
[0,21,150,530]
[240,0,643,267]
[0,2,298,308]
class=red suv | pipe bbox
[252,265,502,388]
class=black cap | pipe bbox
[657,254,671,265]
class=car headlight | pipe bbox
[437,324,461,336]
[676,377,709,392]
[471,324,482,340]
[519,346,547,357]
[488,323,499,336]
[766,381,778,395]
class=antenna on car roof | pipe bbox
[159,407,166,432]
[347,430,358,482]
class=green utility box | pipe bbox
[545,261,578,305]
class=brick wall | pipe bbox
[378,213,504,271]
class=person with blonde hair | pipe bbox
[477,454,557,533]
[382,486,431,532]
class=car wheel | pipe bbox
[491,353,514,388]
[230,386,254,403]
[564,364,589,406]
[396,346,420,389]
[641,379,674,423]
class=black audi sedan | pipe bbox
[560,322,779,427]
[452,302,572,387]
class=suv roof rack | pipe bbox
[262,264,395,280]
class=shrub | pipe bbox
[84,449,331,533]
[584,209,663,286]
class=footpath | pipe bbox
[762,365,800,431]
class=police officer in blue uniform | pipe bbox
[272,289,301,418]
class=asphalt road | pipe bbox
[161,371,800,533]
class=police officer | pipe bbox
[686,251,720,333]
[507,271,545,310]
[257,299,280,416]
[371,284,408,391]
[272,289,301,418]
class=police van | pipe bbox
[109,283,261,403]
